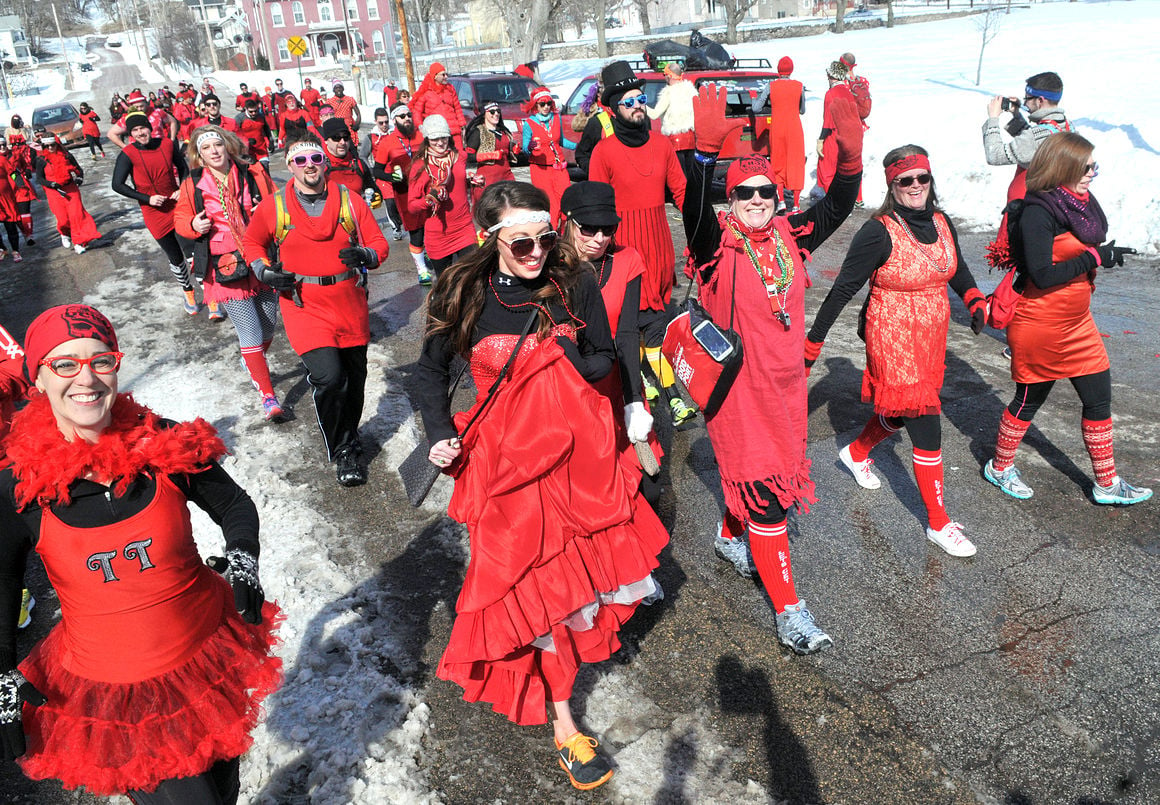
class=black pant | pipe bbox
[382,197,403,230]
[427,245,477,280]
[0,220,19,251]
[1006,369,1111,422]
[883,413,941,452]
[301,344,368,460]
[638,306,672,350]
[85,134,105,156]
[127,756,239,805]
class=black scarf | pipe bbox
[610,113,649,148]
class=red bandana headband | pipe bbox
[885,153,931,185]
[24,304,118,380]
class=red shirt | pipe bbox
[190,116,238,133]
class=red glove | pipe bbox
[804,339,824,376]
[831,90,864,175]
[692,84,745,155]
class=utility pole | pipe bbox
[393,0,414,91]
[50,3,75,91]
[197,0,221,71]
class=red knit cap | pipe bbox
[777,56,794,76]
[126,90,146,105]
[725,155,776,197]
[24,305,118,380]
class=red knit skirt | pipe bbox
[18,585,282,796]
[619,205,676,311]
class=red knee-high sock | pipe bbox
[912,447,950,531]
[748,519,798,613]
[992,409,1032,471]
[241,346,275,397]
[849,413,901,462]
[1081,417,1116,486]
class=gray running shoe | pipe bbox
[983,459,1033,500]
[1092,476,1153,505]
[776,600,833,655]
[714,531,754,579]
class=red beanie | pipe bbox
[24,305,118,380]
[126,90,146,105]
[725,155,776,197]
[777,56,794,77]
[429,62,447,76]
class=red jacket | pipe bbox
[80,111,101,138]
[411,85,466,135]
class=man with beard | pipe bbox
[110,111,199,315]
[360,107,405,239]
[328,82,361,144]
[243,135,389,486]
[190,95,238,133]
[236,99,274,169]
[372,104,428,283]
[589,60,694,426]
[321,117,376,199]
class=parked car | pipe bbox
[107,37,122,47]
[560,58,780,193]
[605,16,623,28]
[447,71,540,164]
[80,62,94,72]
[32,103,85,148]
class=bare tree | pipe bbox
[556,0,608,56]
[886,0,895,28]
[489,0,557,68]
[833,0,847,35]
[632,0,651,36]
[150,1,204,69]
[719,0,758,43]
[974,3,1002,86]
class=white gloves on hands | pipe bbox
[624,401,653,445]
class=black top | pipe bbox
[573,115,607,177]
[807,203,979,344]
[111,138,190,205]
[0,434,259,671]
[592,252,643,406]
[1019,203,1099,290]
[415,269,616,444]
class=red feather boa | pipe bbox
[2,393,227,507]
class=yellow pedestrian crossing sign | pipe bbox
[287,36,309,57]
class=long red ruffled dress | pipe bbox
[4,395,282,796]
[437,333,669,725]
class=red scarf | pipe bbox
[2,393,226,507]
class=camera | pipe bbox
[1001,97,1021,112]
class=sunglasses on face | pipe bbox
[40,351,123,378]
[536,101,552,107]
[290,152,326,166]
[618,95,648,108]
[328,134,351,142]
[1083,161,1099,176]
[577,223,617,238]
[893,173,932,188]
[395,113,412,119]
[499,230,558,258]
[732,183,778,201]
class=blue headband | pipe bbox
[1025,84,1062,103]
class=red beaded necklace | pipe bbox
[488,270,586,330]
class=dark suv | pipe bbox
[449,72,539,126]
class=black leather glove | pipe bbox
[971,306,986,335]
[1095,239,1136,267]
[257,261,297,291]
[1,669,47,761]
[338,246,376,270]
[72,176,83,187]
[208,548,265,624]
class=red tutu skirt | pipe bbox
[18,590,282,796]
[438,339,669,725]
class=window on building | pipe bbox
[372,30,384,54]
[367,0,379,20]
[292,1,305,24]
[319,0,333,22]
[277,37,290,61]
[270,3,284,26]
[346,0,358,21]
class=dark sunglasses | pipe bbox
[290,152,326,166]
[40,351,123,378]
[732,183,778,201]
[395,113,412,119]
[618,94,648,109]
[499,230,558,258]
[893,173,932,188]
[577,223,617,238]
[1084,161,1099,176]
[327,134,352,141]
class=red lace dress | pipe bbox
[437,331,669,725]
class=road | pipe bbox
[3,42,1160,805]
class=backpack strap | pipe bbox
[273,189,293,245]
[337,185,357,242]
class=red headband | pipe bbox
[725,155,775,197]
[885,153,931,185]
[24,304,118,380]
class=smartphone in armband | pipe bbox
[692,318,735,362]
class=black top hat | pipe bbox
[600,60,644,107]
[560,181,621,227]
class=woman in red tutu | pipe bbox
[416,181,668,791]
[0,304,281,803]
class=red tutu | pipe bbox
[18,586,282,796]
[437,339,669,725]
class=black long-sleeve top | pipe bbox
[415,269,616,444]
[595,252,643,405]
[807,203,979,344]
[573,115,606,177]
[111,138,190,205]
[0,450,260,672]
[1019,202,1100,290]
[684,155,861,278]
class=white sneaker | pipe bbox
[839,444,881,489]
[74,243,87,255]
[926,521,976,557]
[60,235,72,249]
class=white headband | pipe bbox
[286,140,325,164]
[195,130,224,150]
[486,210,551,233]
[392,104,411,118]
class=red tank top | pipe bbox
[36,474,227,683]
[124,139,179,198]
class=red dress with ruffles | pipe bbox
[862,213,957,417]
[437,335,668,725]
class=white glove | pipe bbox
[624,401,653,445]
[363,188,375,203]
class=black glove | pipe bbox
[42,181,59,190]
[555,335,583,371]
[1095,239,1136,268]
[1,669,47,761]
[72,176,83,187]
[971,306,986,334]
[208,548,265,624]
[258,261,297,291]
[338,246,375,270]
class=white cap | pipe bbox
[421,114,451,140]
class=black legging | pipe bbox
[382,197,403,230]
[1006,369,1111,422]
[155,230,188,267]
[127,756,239,805]
[638,306,672,350]
[882,413,941,452]
[749,480,789,525]
[0,220,19,251]
[86,134,105,156]
[427,245,477,279]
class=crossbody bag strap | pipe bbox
[456,309,538,440]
